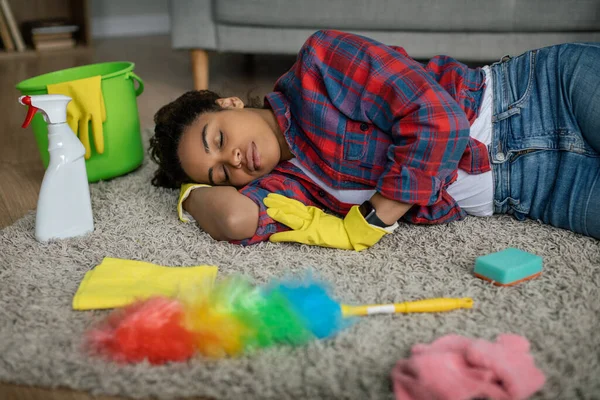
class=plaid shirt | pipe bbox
[232,30,490,246]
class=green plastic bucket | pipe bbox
[16,62,145,182]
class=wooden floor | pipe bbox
[0,35,294,400]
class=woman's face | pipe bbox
[178,98,283,187]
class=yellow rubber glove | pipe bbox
[72,257,218,310]
[47,76,107,159]
[178,183,211,222]
[264,193,391,251]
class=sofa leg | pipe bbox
[191,49,209,90]
[243,54,255,74]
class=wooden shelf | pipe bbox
[0,0,90,57]
[0,44,91,59]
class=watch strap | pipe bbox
[359,200,398,232]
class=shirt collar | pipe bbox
[264,91,292,141]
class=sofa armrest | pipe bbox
[170,0,217,50]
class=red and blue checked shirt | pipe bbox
[232,30,491,246]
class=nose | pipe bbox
[229,147,242,168]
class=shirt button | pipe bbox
[318,190,326,197]
[496,153,505,161]
[359,123,369,131]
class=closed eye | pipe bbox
[222,165,229,183]
[219,131,229,184]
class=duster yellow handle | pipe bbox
[341,297,473,317]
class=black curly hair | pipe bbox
[149,90,223,188]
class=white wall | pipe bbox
[91,0,171,38]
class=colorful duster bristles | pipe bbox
[86,275,350,364]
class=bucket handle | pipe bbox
[125,72,145,97]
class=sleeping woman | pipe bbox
[149,30,600,250]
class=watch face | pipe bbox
[366,213,382,226]
[361,201,391,228]
[359,201,373,218]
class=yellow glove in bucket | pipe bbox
[72,257,218,310]
[264,193,391,251]
[47,76,107,159]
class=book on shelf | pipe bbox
[22,18,79,51]
[34,37,76,51]
[32,24,79,35]
[32,31,76,51]
[0,0,25,51]
[0,4,14,52]
[33,32,74,42]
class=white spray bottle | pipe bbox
[19,94,94,242]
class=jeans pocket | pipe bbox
[506,50,538,110]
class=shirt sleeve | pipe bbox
[230,172,320,246]
[297,29,472,206]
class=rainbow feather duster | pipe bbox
[86,275,472,364]
[86,275,350,364]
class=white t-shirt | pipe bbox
[445,66,494,216]
[290,66,495,217]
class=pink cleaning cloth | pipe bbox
[391,334,546,400]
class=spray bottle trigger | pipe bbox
[20,96,39,128]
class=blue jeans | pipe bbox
[489,43,600,239]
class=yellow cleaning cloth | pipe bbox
[72,257,218,310]
[47,76,107,159]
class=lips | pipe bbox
[252,142,261,170]
[246,142,261,172]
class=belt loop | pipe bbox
[492,54,511,67]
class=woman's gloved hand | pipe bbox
[264,193,390,251]
[47,76,107,159]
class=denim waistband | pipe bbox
[488,54,518,214]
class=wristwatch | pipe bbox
[359,200,394,228]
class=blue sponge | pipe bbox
[474,247,543,286]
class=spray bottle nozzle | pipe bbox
[19,96,39,128]
[18,94,71,127]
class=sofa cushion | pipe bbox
[214,0,600,32]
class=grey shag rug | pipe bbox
[1,131,599,400]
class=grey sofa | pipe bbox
[170,0,600,90]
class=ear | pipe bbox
[216,97,245,109]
